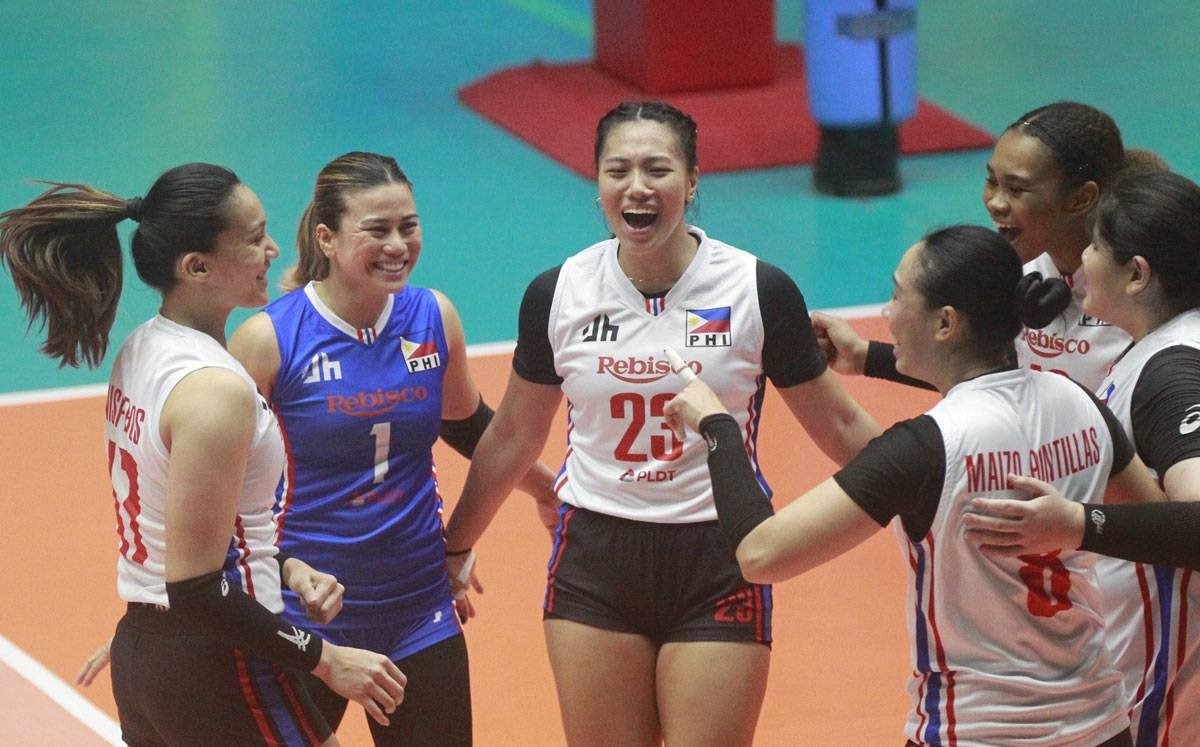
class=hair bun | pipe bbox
[1014,271,1071,329]
[124,196,144,223]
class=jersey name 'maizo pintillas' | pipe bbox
[964,426,1101,492]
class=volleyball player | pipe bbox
[0,164,405,746]
[228,151,559,745]
[443,101,882,746]
[665,224,1161,746]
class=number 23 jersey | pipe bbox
[514,227,826,524]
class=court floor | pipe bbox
[2,0,1198,744]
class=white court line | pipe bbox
[0,306,886,409]
[0,633,122,745]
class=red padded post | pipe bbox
[594,0,775,93]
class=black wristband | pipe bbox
[1080,503,1105,552]
[440,398,495,458]
[699,413,774,553]
[445,547,473,557]
[275,549,293,573]
[166,570,323,672]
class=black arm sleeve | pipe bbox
[1130,346,1200,475]
[166,569,323,672]
[512,267,563,385]
[757,261,826,388]
[440,398,495,458]
[1081,502,1200,570]
[699,413,775,552]
[832,415,946,541]
[864,341,938,391]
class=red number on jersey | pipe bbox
[610,392,683,463]
[108,440,148,565]
[1018,550,1073,617]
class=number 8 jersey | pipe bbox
[514,227,826,524]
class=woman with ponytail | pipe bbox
[665,225,1160,747]
[1,164,406,746]
[815,101,1167,393]
[966,170,1200,745]
[228,151,558,746]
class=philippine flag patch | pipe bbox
[685,307,732,347]
[401,334,442,373]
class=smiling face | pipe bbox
[1079,235,1131,326]
[206,184,278,309]
[596,118,698,257]
[883,242,941,380]
[983,130,1081,263]
[319,181,421,294]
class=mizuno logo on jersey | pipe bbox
[581,314,620,342]
[1079,315,1110,327]
[278,626,312,652]
[401,334,441,373]
[1180,404,1200,435]
[303,352,343,383]
[685,307,731,347]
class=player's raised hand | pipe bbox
[663,347,729,439]
[810,312,869,375]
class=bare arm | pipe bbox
[1163,457,1200,503]
[777,369,882,466]
[664,369,883,583]
[434,291,560,532]
[162,368,255,580]
[228,312,281,401]
[738,477,883,582]
[434,290,484,421]
[444,371,562,553]
[162,369,405,725]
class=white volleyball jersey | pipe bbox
[105,315,286,610]
[908,369,1127,746]
[1017,253,1131,392]
[546,229,783,523]
[1095,309,1200,745]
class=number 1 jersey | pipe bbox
[266,283,450,629]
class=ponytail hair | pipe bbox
[285,152,412,292]
[0,162,242,367]
[0,183,127,367]
[915,225,1070,359]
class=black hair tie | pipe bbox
[124,196,144,223]
[1015,271,1072,329]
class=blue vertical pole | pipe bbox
[806,0,917,196]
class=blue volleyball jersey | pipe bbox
[266,283,451,630]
